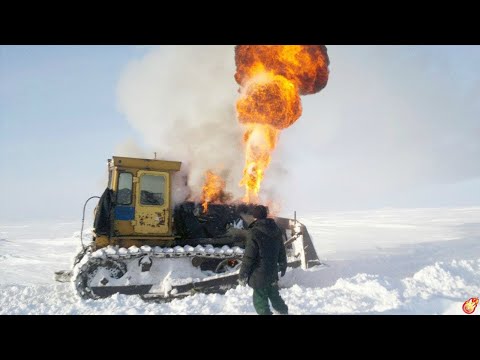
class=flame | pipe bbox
[201,170,232,212]
[240,124,279,202]
[235,45,329,95]
[462,297,479,314]
[235,45,329,200]
[236,70,302,129]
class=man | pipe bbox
[239,205,289,315]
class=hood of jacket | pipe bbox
[249,218,281,237]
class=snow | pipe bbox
[0,207,479,315]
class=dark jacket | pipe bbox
[239,218,287,289]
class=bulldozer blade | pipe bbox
[275,217,321,269]
[299,222,322,268]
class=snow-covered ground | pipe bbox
[1,207,479,315]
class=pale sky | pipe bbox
[1,45,479,222]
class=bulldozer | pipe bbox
[55,156,321,300]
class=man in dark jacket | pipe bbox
[239,205,289,315]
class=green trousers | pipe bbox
[253,283,289,315]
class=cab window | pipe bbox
[117,172,133,205]
[140,175,165,206]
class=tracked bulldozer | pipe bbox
[55,156,320,300]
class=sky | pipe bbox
[1,45,479,222]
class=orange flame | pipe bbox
[236,70,302,129]
[462,297,479,314]
[235,45,330,96]
[201,170,232,212]
[239,124,279,202]
[235,45,329,200]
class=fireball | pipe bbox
[235,45,330,201]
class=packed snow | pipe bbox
[1,207,479,315]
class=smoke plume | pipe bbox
[117,46,244,204]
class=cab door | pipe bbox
[134,170,169,235]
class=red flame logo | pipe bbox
[462,297,479,314]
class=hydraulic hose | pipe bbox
[80,196,100,249]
